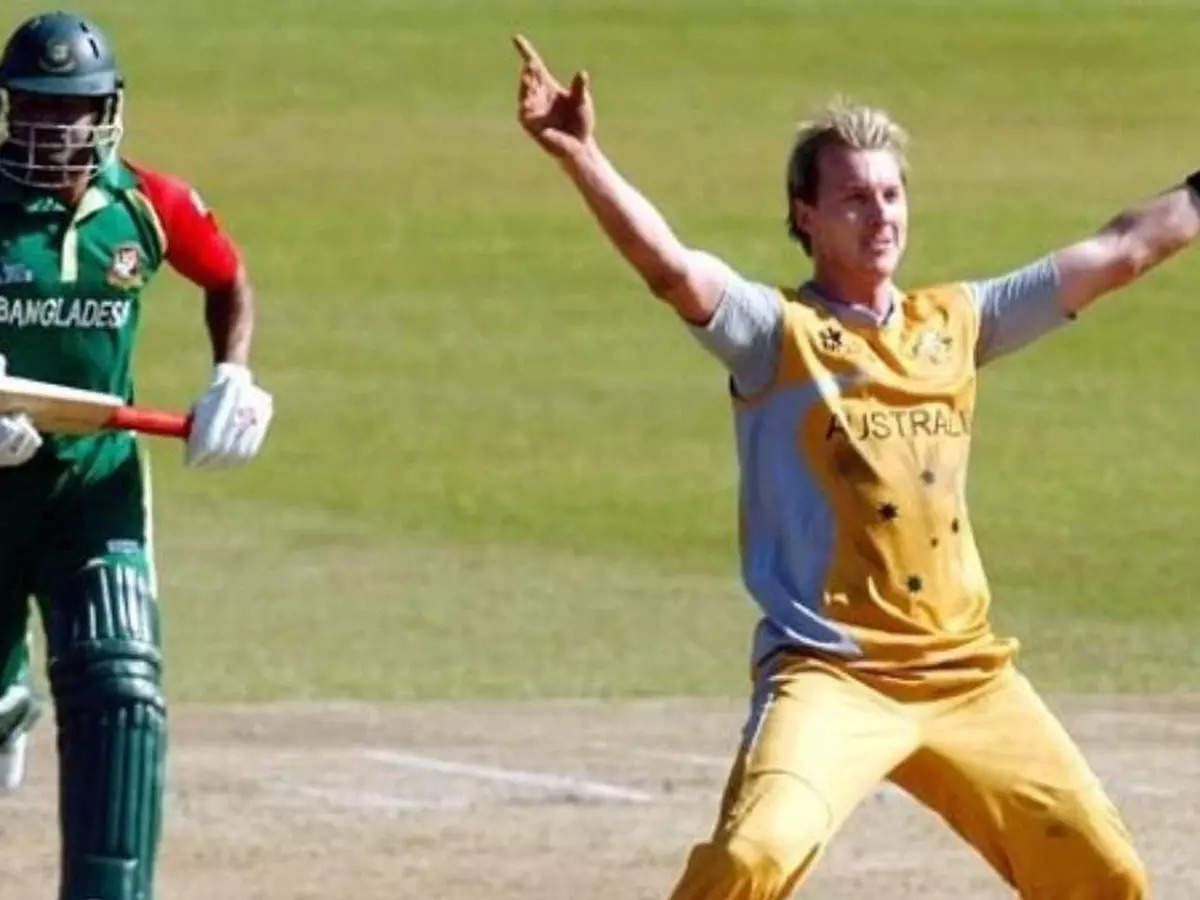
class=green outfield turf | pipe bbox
[14,0,1199,698]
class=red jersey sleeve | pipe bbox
[128,162,241,290]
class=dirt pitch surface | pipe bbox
[2,696,1197,899]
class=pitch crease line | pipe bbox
[359,749,653,803]
[625,748,730,767]
[291,784,468,812]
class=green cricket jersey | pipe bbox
[0,157,239,472]
[0,153,238,692]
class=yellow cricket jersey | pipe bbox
[710,259,1066,694]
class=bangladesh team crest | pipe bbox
[38,41,77,74]
[107,243,144,289]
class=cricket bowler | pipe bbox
[0,12,272,900]
[512,34,1179,898]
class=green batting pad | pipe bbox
[42,563,165,900]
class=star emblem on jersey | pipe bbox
[107,244,144,289]
[914,328,952,365]
[818,326,844,353]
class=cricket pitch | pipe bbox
[2,696,1196,899]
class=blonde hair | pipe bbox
[785,100,909,253]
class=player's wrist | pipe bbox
[558,137,601,173]
[211,361,251,385]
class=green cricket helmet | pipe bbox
[0,11,125,189]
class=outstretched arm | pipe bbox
[513,35,727,324]
[1055,179,1200,314]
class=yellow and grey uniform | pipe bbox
[667,259,1149,899]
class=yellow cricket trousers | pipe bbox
[668,655,1148,899]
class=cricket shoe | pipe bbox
[0,683,42,791]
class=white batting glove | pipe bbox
[0,353,42,468]
[0,411,41,467]
[185,362,273,469]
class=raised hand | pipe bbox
[513,34,594,158]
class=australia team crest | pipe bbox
[107,243,144,289]
[913,327,952,365]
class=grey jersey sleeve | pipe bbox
[687,263,783,397]
[969,256,1070,366]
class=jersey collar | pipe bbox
[0,156,133,213]
[801,280,898,328]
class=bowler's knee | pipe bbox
[670,771,827,900]
[1120,863,1151,900]
[1032,861,1150,900]
[1022,799,1149,899]
[1091,857,1150,900]
[1070,798,1149,899]
[669,834,818,900]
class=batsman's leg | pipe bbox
[0,656,42,791]
[1,462,55,791]
[890,667,1148,899]
[0,578,40,791]
[668,656,918,900]
[40,560,166,900]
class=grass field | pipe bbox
[12,0,1199,699]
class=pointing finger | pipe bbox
[569,70,589,102]
[512,34,545,70]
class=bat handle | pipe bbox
[109,406,193,439]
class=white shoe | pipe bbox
[0,684,41,791]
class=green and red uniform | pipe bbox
[0,154,239,674]
[0,156,239,900]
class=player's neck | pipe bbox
[809,267,895,320]
[54,176,90,208]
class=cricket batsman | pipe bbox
[0,12,272,900]
[512,35,1178,897]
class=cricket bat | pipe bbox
[0,374,191,439]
